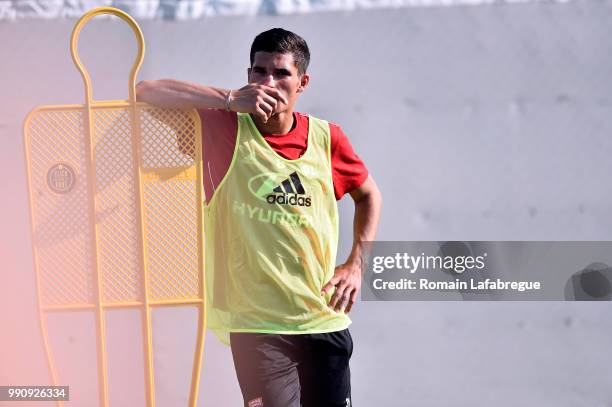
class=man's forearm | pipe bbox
[347,178,382,268]
[136,79,288,123]
[322,176,381,311]
[136,79,228,109]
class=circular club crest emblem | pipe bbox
[47,163,76,194]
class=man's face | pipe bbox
[248,51,309,115]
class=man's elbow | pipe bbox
[369,180,383,210]
[136,80,153,103]
[352,175,383,208]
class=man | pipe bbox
[136,28,382,407]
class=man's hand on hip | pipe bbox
[321,260,362,314]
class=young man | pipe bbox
[136,28,382,407]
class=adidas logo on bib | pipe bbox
[266,171,312,207]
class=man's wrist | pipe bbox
[346,253,363,269]
[224,89,233,111]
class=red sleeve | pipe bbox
[329,122,369,200]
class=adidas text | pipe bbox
[266,193,312,207]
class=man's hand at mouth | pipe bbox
[229,83,288,123]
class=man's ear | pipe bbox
[247,67,252,82]
[297,73,310,93]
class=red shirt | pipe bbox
[198,109,368,203]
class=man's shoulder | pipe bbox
[296,111,344,138]
[296,111,331,125]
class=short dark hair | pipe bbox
[250,28,310,75]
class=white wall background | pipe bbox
[1,1,612,405]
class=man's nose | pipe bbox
[261,75,275,87]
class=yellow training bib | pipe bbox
[204,113,351,345]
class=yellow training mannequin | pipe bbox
[23,7,205,406]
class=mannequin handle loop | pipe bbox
[70,7,145,105]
